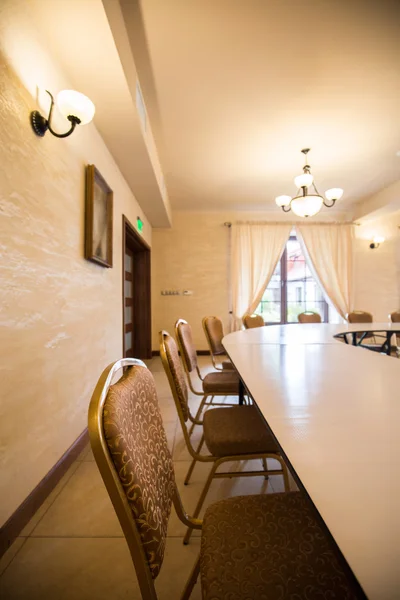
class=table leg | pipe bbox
[239,379,245,405]
[386,331,391,356]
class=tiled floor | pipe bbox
[0,357,290,599]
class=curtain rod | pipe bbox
[223,221,360,227]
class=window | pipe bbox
[258,234,329,323]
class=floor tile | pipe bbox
[156,537,202,599]
[0,538,26,577]
[20,462,81,537]
[31,462,123,538]
[0,533,201,599]
[0,537,139,600]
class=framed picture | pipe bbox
[85,165,113,268]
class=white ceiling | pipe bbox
[123,0,400,213]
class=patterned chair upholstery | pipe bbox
[103,365,174,579]
[298,311,322,323]
[89,359,361,599]
[243,313,265,329]
[201,493,360,600]
[202,316,234,370]
[175,319,239,395]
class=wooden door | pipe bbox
[124,247,134,357]
[122,216,152,359]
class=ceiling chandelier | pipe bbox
[275,148,343,217]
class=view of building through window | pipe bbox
[258,235,330,323]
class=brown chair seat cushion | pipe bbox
[203,370,239,394]
[203,406,278,456]
[200,493,360,600]
[222,359,235,370]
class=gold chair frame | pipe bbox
[88,358,202,600]
[160,331,289,545]
[175,318,242,432]
[201,315,232,371]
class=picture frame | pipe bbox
[85,164,113,268]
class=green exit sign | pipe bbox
[137,217,144,232]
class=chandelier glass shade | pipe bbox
[275,149,343,217]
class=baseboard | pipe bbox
[151,350,210,356]
[0,428,89,558]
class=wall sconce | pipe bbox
[31,90,95,138]
[369,236,385,249]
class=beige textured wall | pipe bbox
[152,211,400,350]
[152,212,231,350]
[0,6,151,526]
[354,213,400,320]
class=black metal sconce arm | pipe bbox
[30,90,81,138]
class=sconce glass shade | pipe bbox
[291,194,323,217]
[275,195,292,207]
[57,90,95,125]
[325,187,343,202]
[372,236,385,245]
[294,173,314,188]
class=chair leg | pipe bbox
[262,457,269,480]
[189,395,209,436]
[184,434,205,485]
[184,461,219,545]
[180,555,200,600]
[278,456,290,492]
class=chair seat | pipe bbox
[203,406,277,456]
[203,370,239,394]
[200,493,360,600]
[221,359,235,370]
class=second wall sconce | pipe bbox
[370,236,385,249]
[31,89,95,138]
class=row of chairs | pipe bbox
[244,309,400,327]
[88,318,362,599]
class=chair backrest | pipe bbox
[243,314,264,329]
[298,311,322,324]
[202,316,225,356]
[390,311,400,323]
[88,359,176,600]
[175,318,198,373]
[347,310,373,323]
[159,330,190,423]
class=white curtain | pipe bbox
[231,223,292,330]
[296,223,355,320]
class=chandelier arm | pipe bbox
[312,182,321,196]
[281,204,292,213]
[323,198,336,208]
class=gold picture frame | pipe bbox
[85,165,113,268]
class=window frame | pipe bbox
[260,234,329,324]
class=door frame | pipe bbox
[122,215,152,359]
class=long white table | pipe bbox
[223,323,400,600]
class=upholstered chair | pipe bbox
[88,358,361,599]
[298,311,322,323]
[347,310,375,340]
[160,330,288,544]
[243,313,265,329]
[202,316,234,370]
[175,319,241,425]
